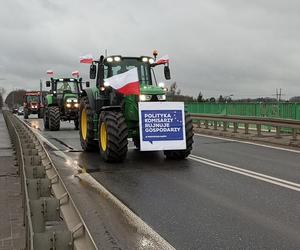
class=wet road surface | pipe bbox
[23,115,300,249]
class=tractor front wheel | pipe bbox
[38,108,44,119]
[164,113,194,160]
[43,111,49,130]
[24,109,29,119]
[79,97,98,151]
[99,111,128,162]
[49,106,60,131]
[74,119,79,130]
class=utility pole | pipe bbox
[40,79,43,105]
[274,88,284,102]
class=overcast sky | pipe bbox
[1,0,300,99]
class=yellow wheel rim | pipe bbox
[81,109,87,140]
[100,122,107,151]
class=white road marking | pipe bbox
[195,133,300,154]
[189,154,300,192]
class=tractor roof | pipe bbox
[25,91,41,96]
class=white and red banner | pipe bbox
[46,70,54,77]
[72,70,80,77]
[104,68,140,96]
[79,54,93,64]
[156,55,169,65]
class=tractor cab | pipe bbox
[90,55,170,103]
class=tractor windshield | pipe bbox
[104,58,152,85]
[56,81,79,94]
[26,95,40,103]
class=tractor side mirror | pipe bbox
[46,81,51,87]
[86,81,90,88]
[164,65,171,80]
[90,64,96,79]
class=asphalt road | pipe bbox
[22,115,300,249]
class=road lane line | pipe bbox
[189,155,300,192]
[191,155,300,188]
[195,133,300,154]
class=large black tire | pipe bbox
[74,119,79,130]
[133,136,140,150]
[79,97,98,151]
[43,111,49,130]
[24,109,29,119]
[164,113,194,160]
[49,106,60,131]
[99,111,128,162]
[38,108,44,119]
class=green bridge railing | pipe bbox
[186,103,300,120]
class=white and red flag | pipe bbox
[46,70,54,77]
[79,54,93,64]
[104,68,140,96]
[156,55,169,65]
[72,70,80,77]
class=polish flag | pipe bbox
[80,54,93,64]
[46,70,54,76]
[72,70,80,77]
[104,68,140,96]
[156,55,169,65]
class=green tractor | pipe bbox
[44,78,90,131]
[79,54,194,162]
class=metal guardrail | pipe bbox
[3,111,97,250]
[191,113,300,140]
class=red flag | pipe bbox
[72,70,80,77]
[46,70,54,77]
[104,68,140,96]
[80,54,93,64]
[156,55,169,65]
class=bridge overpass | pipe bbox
[2,112,300,249]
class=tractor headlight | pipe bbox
[114,56,121,62]
[107,57,113,62]
[158,82,165,88]
[157,94,166,101]
[142,57,148,62]
[104,82,110,87]
[149,58,154,64]
[66,99,72,103]
[74,103,79,108]
[66,103,71,108]
[140,94,152,101]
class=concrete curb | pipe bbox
[76,172,175,250]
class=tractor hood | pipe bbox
[63,93,79,102]
[140,84,165,95]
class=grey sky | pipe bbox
[0,0,300,99]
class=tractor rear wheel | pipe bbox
[43,111,49,130]
[164,113,194,160]
[79,97,98,151]
[49,106,60,131]
[99,111,128,162]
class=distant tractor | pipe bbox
[79,53,194,162]
[43,78,89,131]
[23,91,44,119]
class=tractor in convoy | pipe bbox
[23,91,44,119]
[43,78,90,131]
[79,52,194,162]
